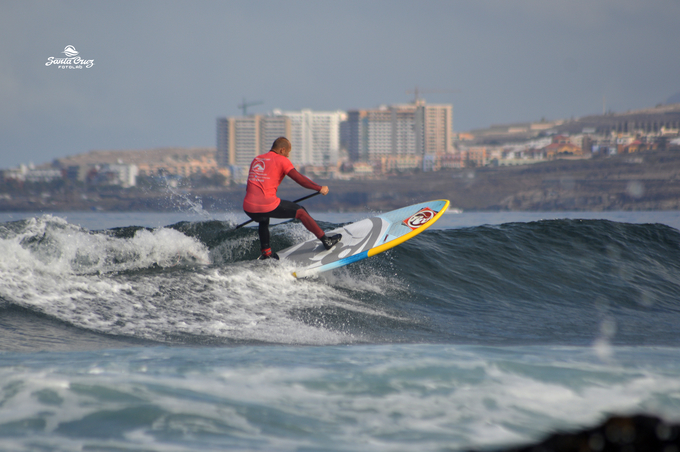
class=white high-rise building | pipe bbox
[259,116,290,156]
[345,100,453,163]
[217,109,345,176]
[274,109,347,168]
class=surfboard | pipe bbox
[278,199,450,278]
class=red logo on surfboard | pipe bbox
[402,207,437,230]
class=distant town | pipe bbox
[2,100,680,212]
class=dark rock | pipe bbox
[486,414,680,452]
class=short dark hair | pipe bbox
[271,137,291,151]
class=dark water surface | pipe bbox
[1,210,679,451]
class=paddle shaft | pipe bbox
[234,192,321,230]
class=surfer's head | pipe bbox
[271,137,292,158]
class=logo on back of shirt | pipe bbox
[248,157,271,184]
[252,158,266,173]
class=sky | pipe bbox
[1,0,680,169]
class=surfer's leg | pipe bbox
[267,200,342,251]
[245,210,278,259]
[282,202,341,250]
[258,218,270,249]
[257,219,278,260]
[266,200,324,239]
[294,208,324,239]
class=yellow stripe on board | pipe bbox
[366,199,450,258]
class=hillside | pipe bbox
[3,151,680,213]
[468,103,680,145]
[280,150,680,212]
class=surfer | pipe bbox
[243,137,342,260]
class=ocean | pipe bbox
[1,207,680,451]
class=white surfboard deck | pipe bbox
[278,199,450,278]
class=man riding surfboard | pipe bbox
[243,137,342,260]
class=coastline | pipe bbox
[3,150,680,214]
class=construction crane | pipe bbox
[237,98,263,116]
[406,86,460,103]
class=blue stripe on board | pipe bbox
[309,250,370,275]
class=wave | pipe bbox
[2,215,680,348]
[397,219,680,311]
[387,219,680,346]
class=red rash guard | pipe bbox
[243,151,321,213]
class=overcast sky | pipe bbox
[1,0,679,169]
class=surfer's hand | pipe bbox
[320,186,329,195]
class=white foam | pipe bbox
[2,345,680,450]
[0,215,210,277]
[0,216,408,345]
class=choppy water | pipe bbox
[1,209,680,451]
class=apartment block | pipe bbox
[217,110,344,178]
[344,100,453,166]
[216,115,291,170]
[273,109,346,168]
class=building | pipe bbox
[344,110,367,162]
[260,116,291,160]
[87,163,138,187]
[217,110,344,181]
[623,138,660,154]
[344,100,453,167]
[217,116,287,168]
[55,147,216,183]
[437,153,465,169]
[466,147,488,167]
[1,164,63,183]
[137,154,221,180]
[273,109,346,168]
[366,107,393,160]
[544,135,583,159]
[380,154,423,173]
[216,115,290,168]
[422,102,454,157]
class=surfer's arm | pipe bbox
[287,169,323,192]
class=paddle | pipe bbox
[233,192,322,230]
